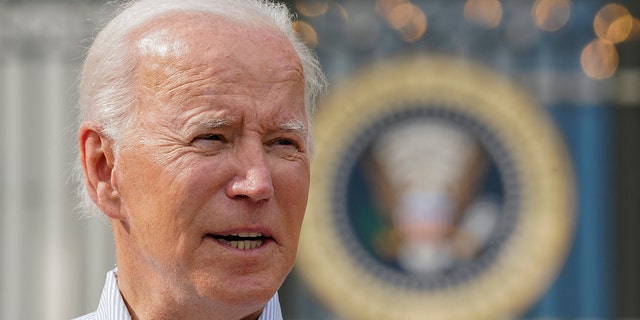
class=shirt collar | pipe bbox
[94,268,283,320]
[94,268,131,320]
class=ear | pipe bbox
[78,123,125,220]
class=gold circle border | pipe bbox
[296,55,575,320]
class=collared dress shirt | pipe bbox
[73,268,283,320]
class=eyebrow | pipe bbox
[197,118,232,129]
[196,118,308,136]
[278,119,307,132]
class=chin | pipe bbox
[197,275,280,308]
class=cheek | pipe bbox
[117,159,225,265]
[116,152,207,235]
[118,154,178,210]
[273,161,310,224]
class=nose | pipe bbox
[226,143,274,202]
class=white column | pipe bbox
[2,56,24,320]
[42,54,68,319]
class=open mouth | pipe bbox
[208,232,268,250]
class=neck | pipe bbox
[111,222,264,320]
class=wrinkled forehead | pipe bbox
[127,11,305,94]
[124,11,307,120]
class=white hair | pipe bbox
[76,0,327,217]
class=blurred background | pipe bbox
[0,0,638,319]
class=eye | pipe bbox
[191,133,228,153]
[272,138,297,146]
[197,134,224,141]
[267,137,304,155]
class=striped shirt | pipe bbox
[72,268,283,320]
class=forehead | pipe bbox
[130,11,301,71]
[127,12,306,124]
[130,12,303,94]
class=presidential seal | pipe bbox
[296,55,575,319]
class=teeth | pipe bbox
[212,232,265,250]
[231,232,262,238]
[217,238,264,250]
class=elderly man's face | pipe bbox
[110,17,309,309]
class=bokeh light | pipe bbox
[375,0,408,16]
[463,0,503,29]
[532,0,572,32]
[627,17,640,41]
[377,0,427,43]
[292,21,318,48]
[581,38,619,79]
[295,0,330,18]
[594,3,634,44]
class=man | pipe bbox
[74,0,325,319]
